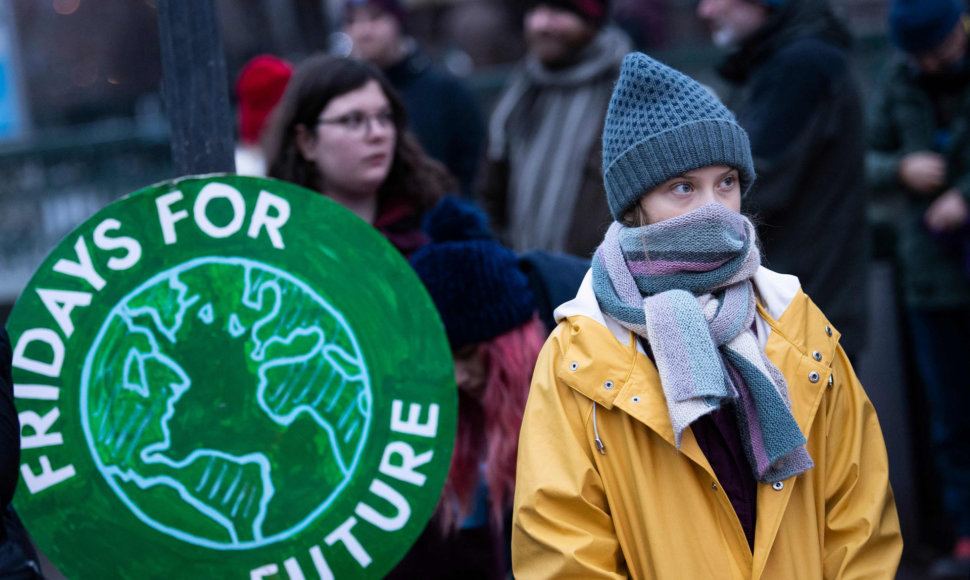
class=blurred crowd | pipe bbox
[3,0,970,578]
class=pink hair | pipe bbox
[439,315,547,533]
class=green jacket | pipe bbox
[867,54,970,309]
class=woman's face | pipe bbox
[297,79,396,200]
[636,165,741,225]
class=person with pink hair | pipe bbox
[387,196,562,579]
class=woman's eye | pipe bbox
[721,175,738,189]
[342,112,367,129]
[672,183,692,194]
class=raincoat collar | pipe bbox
[553,266,836,447]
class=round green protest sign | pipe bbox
[6,175,456,579]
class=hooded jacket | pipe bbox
[512,267,902,579]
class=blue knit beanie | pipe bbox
[889,0,963,55]
[602,52,755,221]
[410,197,535,350]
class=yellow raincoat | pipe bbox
[512,268,902,579]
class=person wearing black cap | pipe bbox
[480,0,632,258]
[868,0,970,569]
[342,0,486,199]
[696,0,869,362]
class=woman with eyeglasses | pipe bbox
[264,54,453,257]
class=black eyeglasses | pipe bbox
[317,110,395,137]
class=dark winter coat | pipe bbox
[384,49,486,199]
[718,0,869,356]
[867,52,970,310]
[1,328,18,541]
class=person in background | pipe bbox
[384,196,549,579]
[696,0,869,361]
[343,0,486,198]
[263,55,452,257]
[480,0,631,257]
[0,328,43,579]
[234,54,293,177]
[512,52,902,579]
[867,0,970,571]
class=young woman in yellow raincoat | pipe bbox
[511,52,902,579]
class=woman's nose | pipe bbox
[696,187,718,206]
[366,118,393,140]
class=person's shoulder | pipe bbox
[755,266,842,347]
[754,266,802,320]
[417,62,466,90]
[553,270,641,354]
[877,53,920,88]
[769,37,848,78]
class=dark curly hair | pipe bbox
[264,54,452,212]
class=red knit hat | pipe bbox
[235,55,293,145]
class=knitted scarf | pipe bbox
[487,27,630,252]
[592,204,813,482]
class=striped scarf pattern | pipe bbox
[487,27,630,252]
[592,204,813,482]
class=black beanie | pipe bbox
[528,0,609,27]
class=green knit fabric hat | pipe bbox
[602,52,756,220]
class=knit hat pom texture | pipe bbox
[602,52,755,221]
[410,197,534,349]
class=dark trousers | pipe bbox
[907,307,970,538]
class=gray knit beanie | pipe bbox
[602,52,756,221]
